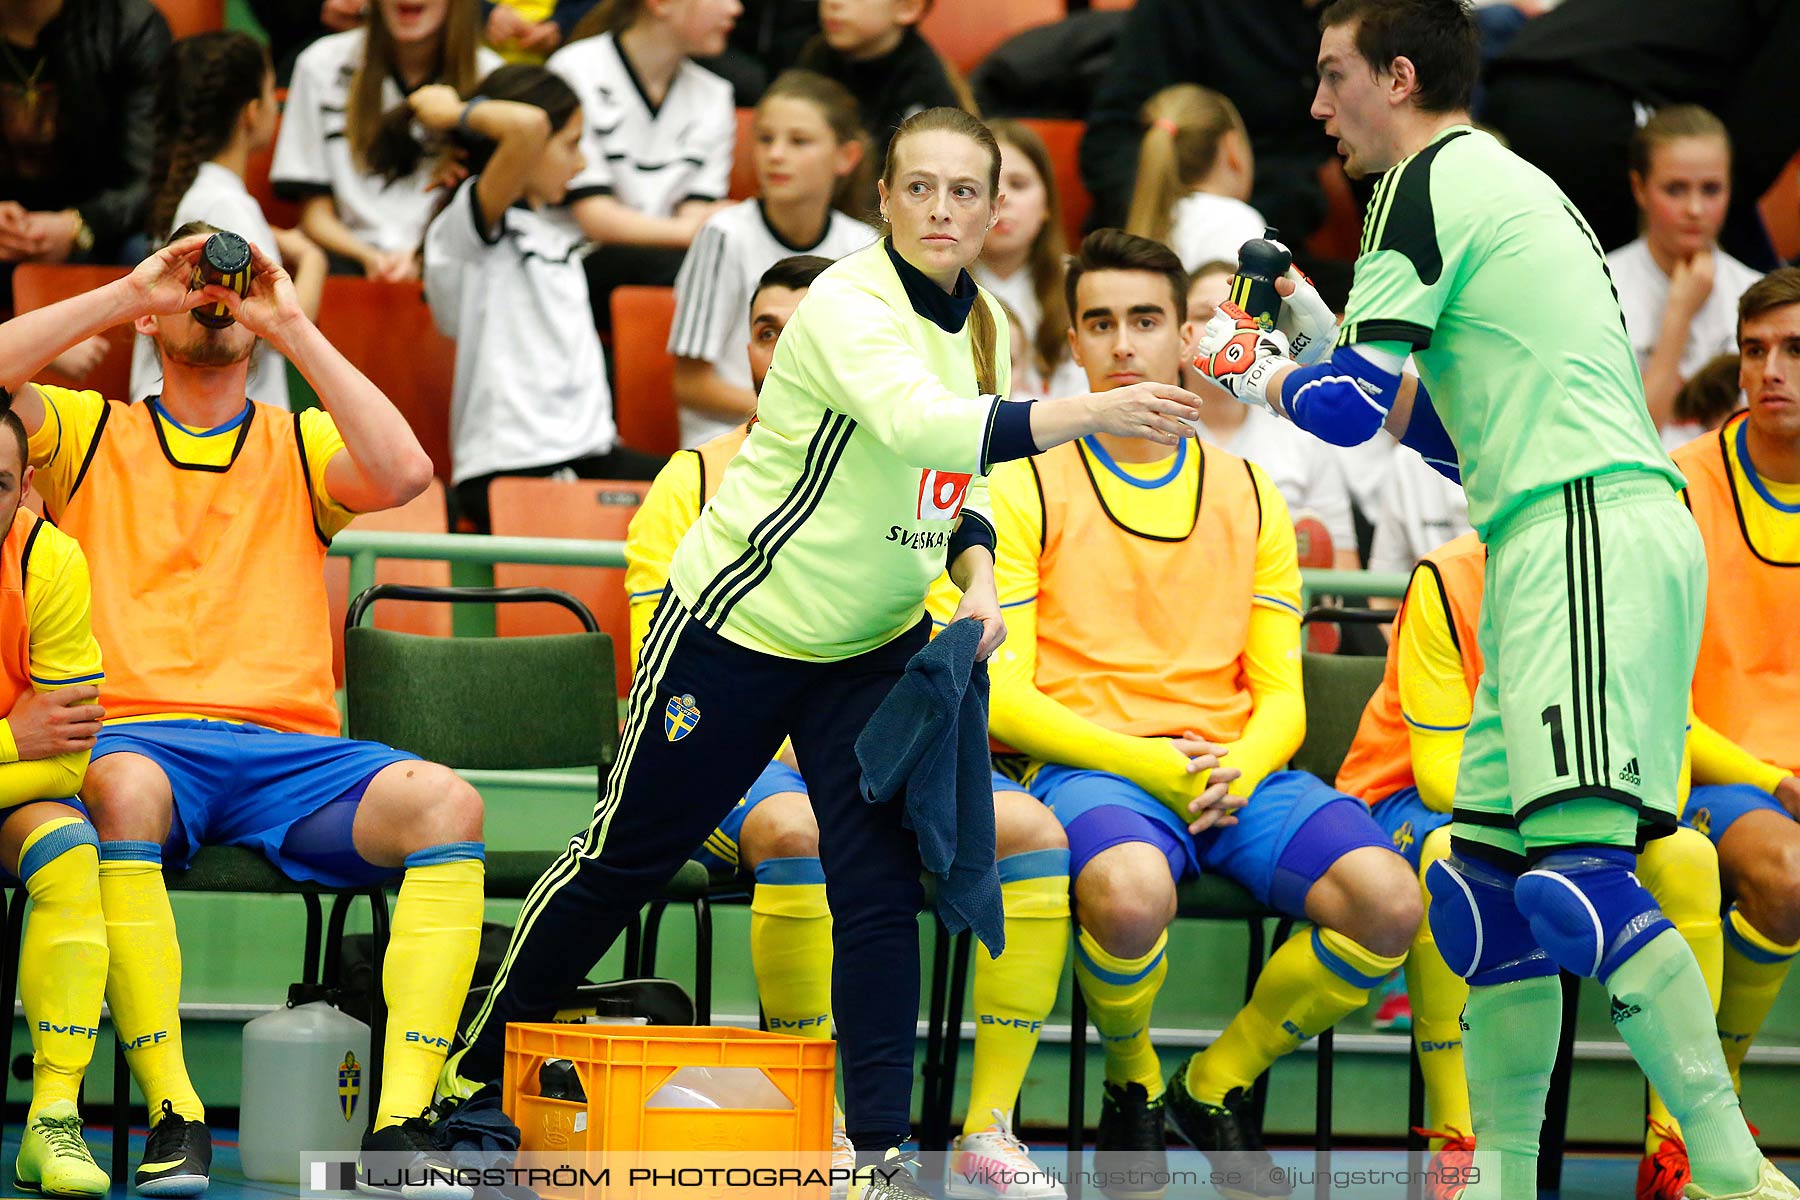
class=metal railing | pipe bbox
[327,530,1411,609]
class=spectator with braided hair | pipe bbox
[129,31,326,411]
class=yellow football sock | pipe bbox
[18,818,107,1118]
[1717,905,1798,1095]
[750,858,834,1037]
[1073,925,1166,1099]
[964,851,1069,1134]
[379,849,484,1128]
[1406,828,1471,1146]
[99,842,203,1122]
[1637,828,1723,1151]
[1188,925,1404,1105]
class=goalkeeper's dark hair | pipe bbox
[1064,228,1189,326]
[369,64,579,184]
[748,255,833,321]
[1319,0,1479,115]
[1738,267,1800,339]
[0,387,27,475]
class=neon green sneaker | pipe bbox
[15,1100,109,1197]
[435,1046,481,1104]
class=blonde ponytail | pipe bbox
[970,294,999,396]
[1124,84,1246,248]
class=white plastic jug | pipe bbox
[239,985,372,1183]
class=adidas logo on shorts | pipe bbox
[1610,996,1643,1026]
[1617,757,1642,787]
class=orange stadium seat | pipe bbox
[921,0,1064,75]
[1087,0,1134,8]
[1016,117,1090,249]
[12,264,133,401]
[248,100,301,232]
[315,276,456,482]
[324,479,452,686]
[610,285,679,456]
[488,477,652,696]
[151,0,224,37]
[730,107,758,201]
[1760,150,1800,264]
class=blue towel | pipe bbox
[856,618,1004,956]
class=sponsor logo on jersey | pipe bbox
[665,693,701,742]
[885,526,950,550]
[917,470,971,520]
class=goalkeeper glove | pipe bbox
[1276,267,1339,366]
[1192,301,1294,410]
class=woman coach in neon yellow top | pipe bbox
[450,108,1199,1197]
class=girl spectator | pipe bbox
[131,32,327,411]
[1125,84,1265,274]
[973,118,1080,400]
[399,64,662,530]
[550,0,740,315]
[271,0,501,281]
[669,69,874,447]
[1606,105,1761,446]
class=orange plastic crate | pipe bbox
[504,1023,837,1200]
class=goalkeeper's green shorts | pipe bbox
[1451,471,1706,864]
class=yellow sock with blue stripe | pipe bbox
[380,844,484,1128]
[1636,828,1724,1151]
[99,841,203,1122]
[1074,925,1167,1099]
[1717,904,1799,1094]
[750,858,834,1037]
[19,818,107,1119]
[1187,925,1405,1105]
[964,850,1069,1134]
[1406,828,1471,1144]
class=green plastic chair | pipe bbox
[343,584,720,1018]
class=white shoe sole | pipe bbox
[135,1173,209,1198]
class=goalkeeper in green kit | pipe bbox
[1189,2,1796,1197]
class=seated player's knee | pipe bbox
[78,753,173,843]
[426,767,485,843]
[1313,844,1422,957]
[1636,827,1720,921]
[993,788,1066,858]
[1425,853,1557,986]
[1733,832,1800,940]
[1513,847,1672,981]
[739,791,819,868]
[1073,845,1175,959]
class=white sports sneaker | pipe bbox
[1684,1158,1800,1200]
[830,1107,855,1200]
[948,1109,1066,1199]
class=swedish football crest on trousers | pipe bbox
[339,1050,361,1120]
[666,694,701,742]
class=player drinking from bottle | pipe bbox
[1189,2,1789,1197]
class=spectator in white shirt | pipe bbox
[550,0,740,321]
[1125,84,1267,275]
[272,0,501,282]
[1180,259,1359,568]
[399,64,663,530]
[973,119,1081,401]
[1606,105,1761,446]
[669,69,874,447]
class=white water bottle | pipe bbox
[239,985,372,1182]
